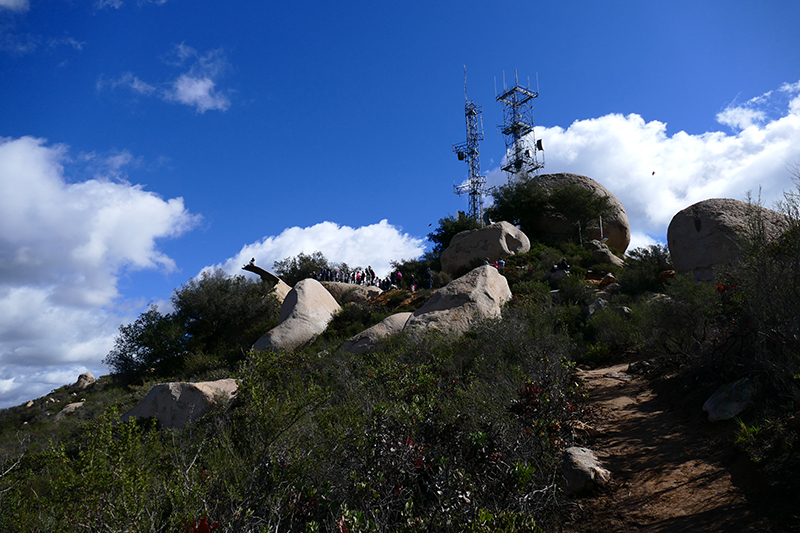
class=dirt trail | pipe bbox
[564,363,773,533]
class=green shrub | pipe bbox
[619,244,672,294]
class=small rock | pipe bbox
[25,400,34,408]
[562,446,611,493]
[598,273,617,289]
[627,360,652,374]
[703,378,756,422]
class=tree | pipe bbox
[548,184,615,242]
[486,181,613,244]
[273,251,330,287]
[426,214,482,267]
[172,269,280,364]
[103,306,186,379]
[104,270,280,380]
[485,180,549,237]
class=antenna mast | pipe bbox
[453,67,491,225]
[496,69,544,182]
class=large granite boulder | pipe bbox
[528,173,631,253]
[253,278,341,351]
[404,265,512,336]
[73,372,96,390]
[667,198,786,280]
[321,282,382,305]
[339,312,413,355]
[441,221,530,276]
[121,378,238,430]
[272,279,292,304]
[55,401,85,421]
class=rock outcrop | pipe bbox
[583,239,625,268]
[321,282,382,305]
[528,173,631,253]
[339,312,412,355]
[55,401,85,421]
[253,278,341,351]
[404,265,512,336]
[121,378,238,430]
[74,372,95,389]
[272,279,293,304]
[440,221,530,276]
[667,198,786,280]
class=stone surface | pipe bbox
[272,279,292,304]
[55,401,85,421]
[339,312,412,355]
[321,282,382,305]
[404,265,512,336]
[528,173,631,253]
[667,198,786,280]
[74,372,95,389]
[584,239,625,268]
[440,221,530,276]
[121,378,238,430]
[703,378,756,422]
[562,446,612,493]
[253,278,341,351]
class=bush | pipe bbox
[619,244,672,294]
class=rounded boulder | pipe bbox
[529,173,630,253]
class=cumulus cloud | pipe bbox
[206,220,426,281]
[0,0,29,12]
[100,44,230,113]
[0,136,199,407]
[491,80,800,250]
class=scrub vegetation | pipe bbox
[1,180,799,531]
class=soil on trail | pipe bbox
[564,363,776,533]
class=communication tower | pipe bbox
[453,69,490,224]
[497,70,544,182]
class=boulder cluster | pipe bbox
[111,172,787,492]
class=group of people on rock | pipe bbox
[314,265,436,292]
[317,266,378,286]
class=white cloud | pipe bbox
[95,0,123,9]
[168,74,229,113]
[207,220,426,281]
[99,45,230,113]
[0,136,199,408]
[0,0,28,12]
[48,37,85,51]
[492,80,800,248]
[163,45,230,113]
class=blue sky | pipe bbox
[1,0,800,407]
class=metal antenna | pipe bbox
[464,64,468,101]
[453,70,491,225]
[496,70,545,183]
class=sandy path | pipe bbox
[564,363,773,532]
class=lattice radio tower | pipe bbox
[497,70,544,182]
[453,68,490,224]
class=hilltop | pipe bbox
[1,175,799,531]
